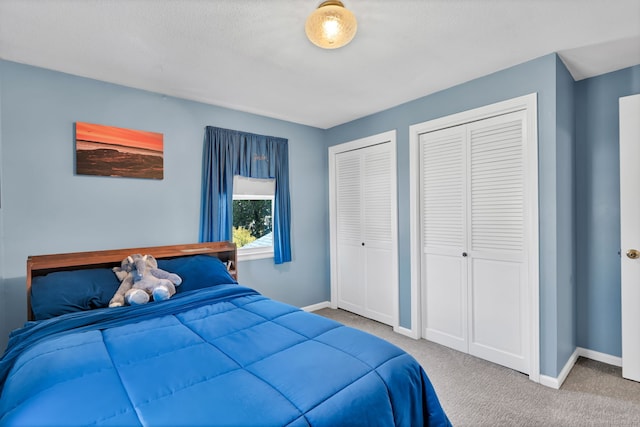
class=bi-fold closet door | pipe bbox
[331,134,398,327]
[420,110,530,374]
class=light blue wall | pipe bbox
[575,65,640,356]
[325,53,570,377]
[0,60,329,351]
[555,56,577,370]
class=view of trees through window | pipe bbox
[232,199,273,248]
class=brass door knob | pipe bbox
[627,249,640,259]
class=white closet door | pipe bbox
[420,126,468,352]
[420,110,529,374]
[334,142,396,326]
[467,111,528,373]
[363,143,395,325]
[335,150,365,314]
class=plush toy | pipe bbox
[108,254,182,307]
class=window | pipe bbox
[232,175,275,260]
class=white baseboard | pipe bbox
[538,347,622,389]
[577,347,622,367]
[394,325,420,339]
[538,376,559,389]
[302,301,331,312]
[539,348,579,389]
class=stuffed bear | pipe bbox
[108,254,182,307]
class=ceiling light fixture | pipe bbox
[305,1,357,50]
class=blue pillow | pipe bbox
[31,268,121,320]
[157,255,237,293]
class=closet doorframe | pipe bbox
[409,93,540,382]
[329,130,399,329]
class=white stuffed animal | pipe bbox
[109,254,182,307]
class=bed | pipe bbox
[0,242,450,426]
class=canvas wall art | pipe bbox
[75,122,164,179]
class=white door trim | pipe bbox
[328,130,399,330]
[409,93,540,382]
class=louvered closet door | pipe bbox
[467,111,528,373]
[335,143,395,326]
[362,143,394,325]
[420,126,468,352]
[335,150,365,314]
[421,110,529,374]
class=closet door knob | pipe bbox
[462,252,468,257]
[362,242,365,246]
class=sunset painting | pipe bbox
[75,122,163,179]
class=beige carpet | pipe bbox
[313,308,640,427]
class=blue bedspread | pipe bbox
[0,285,450,426]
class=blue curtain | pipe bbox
[199,126,291,264]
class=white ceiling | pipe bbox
[1,0,639,129]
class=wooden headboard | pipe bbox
[26,242,237,321]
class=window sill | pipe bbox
[237,249,274,262]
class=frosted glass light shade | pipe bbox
[305,1,357,49]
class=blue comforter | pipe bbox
[0,285,450,426]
